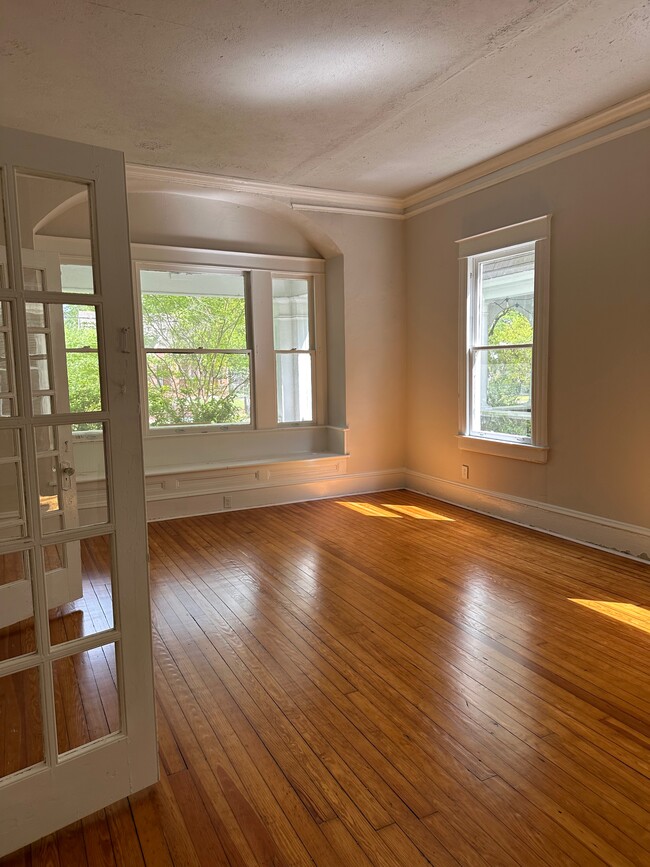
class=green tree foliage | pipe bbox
[62,295,251,429]
[63,305,101,430]
[481,306,533,437]
[141,293,250,427]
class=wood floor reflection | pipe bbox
[2,491,650,865]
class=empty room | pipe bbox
[0,1,649,864]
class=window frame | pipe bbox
[135,261,254,435]
[272,272,317,427]
[457,216,551,463]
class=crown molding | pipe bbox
[125,163,404,217]
[126,91,650,221]
[403,91,650,217]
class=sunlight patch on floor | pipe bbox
[337,501,454,521]
[570,599,650,634]
[337,502,402,517]
[381,504,454,521]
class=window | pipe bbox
[458,216,550,462]
[131,259,324,434]
[50,249,326,438]
[139,268,251,430]
[272,277,314,424]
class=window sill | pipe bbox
[142,452,347,478]
[457,435,548,463]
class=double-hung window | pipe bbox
[458,216,550,462]
[139,267,251,430]
[272,276,315,424]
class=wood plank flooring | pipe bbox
[2,490,650,865]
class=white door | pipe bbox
[0,126,158,856]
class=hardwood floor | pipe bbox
[2,490,650,865]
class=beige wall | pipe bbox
[405,127,650,528]
[35,187,407,479]
[309,212,406,473]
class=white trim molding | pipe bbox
[405,470,650,563]
[456,436,548,463]
[457,216,551,462]
[403,92,650,217]
[126,163,404,218]
[123,93,650,221]
[143,464,404,522]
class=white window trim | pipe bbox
[457,215,551,463]
[134,260,255,435]
[32,237,327,438]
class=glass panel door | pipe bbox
[0,126,156,857]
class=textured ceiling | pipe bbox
[1,0,649,196]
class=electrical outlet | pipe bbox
[223,495,232,509]
[461,465,469,480]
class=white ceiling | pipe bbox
[2,0,649,197]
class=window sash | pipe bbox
[462,235,546,451]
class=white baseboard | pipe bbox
[78,461,649,564]
[405,470,650,564]
[145,468,405,522]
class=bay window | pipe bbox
[131,258,325,435]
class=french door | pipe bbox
[0,126,157,856]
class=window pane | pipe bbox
[0,667,44,778]
[276,353,313,423]
[147,352,250,427]
[477,249,534,346]
[272,278,310,350]
[60,262,94,294]
[140,271,247,351]
[472,346,532,441]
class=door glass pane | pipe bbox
[53,642,120,755]
[15,173,95,293]
[472,346,532,441]
[36,423,109,533]
[272,278,311,350]
[0,548,27,587]
[0,666,44,778]
[60,261,94,294]
[0,170,7,290]
[47,535,115,646]
[27,301,102,417]
[477,248,535,346]
[0,429,26,541]
[23,267,45,291]
[0,580,36,662]
[276,353,313,423]
[0,547,35,661]
[0,302,16,416]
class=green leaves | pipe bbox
[142,293,250,427]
